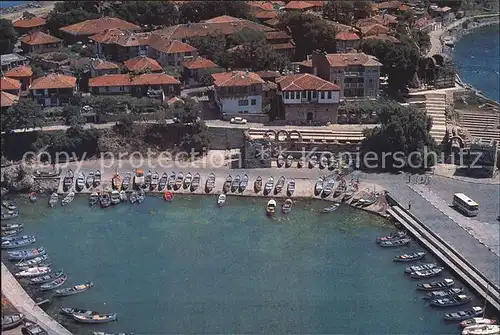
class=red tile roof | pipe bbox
[257,70,281,79]
[1,91,19,107]
[89,29,150,47]
[247,1,275,11]
[326,20,357,33]
[90,58,120,70]
[124,56,163,72]
[252,10,278,20]
[149,37,197,54]
[211,71,264,87]
[264,18,280,27]
[284,1,316,10]
[414,17,435,29]
[4,65,33,78]
[60,16,141,36]
[265,30,290,40]
[89,73,180,87]
[183,57,218,70]
[12,16,46,28]
[399,4,410,11]
[30,73,77,90]
[1,77,21,91]
[324,53,382,67]
[21,31,62,45]
[270,42,296,50]
[277,73,339,91]
[360,24,390,36]
[336,31,360,41]
[363,34,400,43]
[377,1,402,10]
[293,59,313,67]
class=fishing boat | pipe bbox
[158,172,168,191]
[8,246,46,260]
[231,175,241,192]
[75,172,85,191]
[404,263,438,274]
[21,321,48,335]
[2,200,17,211]
[444,307,484,321]
[254,176,263,193]
[122,172,132,191]
[239,174,248,192]
[28,270,64,285]
[274,176,285,194]
[33,169,60,178]
[322,178,335,197]
[150,172,159,191]
[183,172,192,189]
[223,175,232,193]
[460,318,497,328]
[61,192,75,206]
[144,170,152,189]
[1,210,19,220]
[393,251,426,262]
[1,223,23,231]
[54,282,93,297]
[17,260,51,271]
[285,155,293,168]
[322,203,340,213]
[112,173,122,190]
[429,294,472,307]
[287,179,295,196]
[89,192,99,206]
[63,169,74,191]
[282,199,293,214]
[314,178,323,195]
[328,156,337,170]
[137,190,145,204]
[343,183,358,201]
[462,325,500,335]
[191,173,201,191]
[60,307,99,317]
[297,156,306,168]
[410,267,444,279]
[379,238,411,247]
[319,156,328,169]
[217,194,226,207]
[1,313,25,330]
[174,172,184,190]
[167,172,176,190]
[376,231,407,243]
[163,191,173,202]
[15,266,51,278]
[134,169,144,189]
[205,173,216,192]
[308,155,318,168]
[40,274,68,291]
[264,176,274,195]
[356,193,379,207]
[86,171,94,188]
[110,190,120,205]
[94,170,101,188]
[2,234,34,243]
[99,193,111,208]
[266,199,277,216]
[29,192,38,203]
[73,312,117,324]
[15,254,48,268]
[119,191,127,202]
[1,228,23,237]
[129,191,138,204]
[423,288,464,300]
[417,278,455,291]
[333,179,346,198]
[2,235,35,249]
[277,155,285,168]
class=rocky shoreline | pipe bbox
[1,1,44,14]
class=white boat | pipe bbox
[119,190,127,202]
[15,266,51,278]
[217,194,226,207]
[461,318,498,328]
[49,192,59,208]
[314,178,323,194]
[462,325,500,335]
[75,172,85,191]
[264,177,274,195]
[130,191,138,204]
[61,192,75,206]
[287,179,295,196]
[137,190,145,204]
[282,199,292,214]
[110,190,121,205]
[266,199,277,216]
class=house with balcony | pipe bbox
[4,65,33,92]
[1,77,21,96]
[29,73,77,106]
[182,56,219,86]
[20,31,63,54]
[59,16,141,44]
[147,36,198,67]
[311,51,382,99]
[265,31,296,59]
[90,58,120,77]
[12,16,46,35]
[276,73,340,123]
[124,56,163,73]
[90,29,150,62]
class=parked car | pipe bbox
[230,117,247,124]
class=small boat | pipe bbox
[1,228,23,237]
[231,175,241,192]
[167,172,176,190]
[150,172,160,191]
[29,192,38,203]
[429,294,471,307]
[61,192,75,206]
[112,173,122,190]
[183,172,193,189]
[158,172,168,191]
[2,234,34,243]
[94,170,101,188]
[266,199,277,215]
[60,307,99,317]
[218,194,226,207]
[223,175,232,193]
[308,155,318,168]
[110,190,121,205]
[2,200,17,211]
[144,170,152,189]
[21,321,48,335]
[254,176,263,193]
[137,190,145,204]
[444,307,484,321]
[2,313,25,330]
[8,246,46,260]
[63,169,74,191]
[462,325,500,335]
[423,287,464,300]
[328,156,336,170]
[15,254,48,268]
[417,278,455,291]
[163,191,173,201]
[274,176,285,194]
[264,176,274,195]
[129,191,138,204]
[1,210,19,220]
[85,171,94,188]
[239,174,248,192]
[314,178,323,195]
[333,179,346,198]
[297,156,306,168]
[15,266,51,278]
[376,231,407,243]
[33,169,60,178]
[89,192,99,206]
[174,172,184,190]
[405,263,438,274]
[54,282,93,297]
[100,193,111,208]
[49,192,59,208]
[1,223,24,232]
[2,235,36,249]
[282,199,293,214]
[287,179,295,196]
[73,312,117,324]
[122,172,132,191]
[28,270,64,285]
[319,156,328,169]
[40,274,68,291]
[410,267,444,279]
[134,169,144,189]
[322,178,335,197]
[75,172,85,191]
[285,155,293,168]
[16,261,51,271]
[205,173,216,192]
[277,155,285,168]
[379,238,410,247]
[119,190,127,202]
[322,203,339,213]
[191,173,201,191]
[393,251,426,262]
[343,183,358,201]
[461,318,497,328]
[357,193,379,207]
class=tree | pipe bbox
[189,33,228,60]
[198,67,225,86]
[173,97,200,124]
[323,1,355,25]
[0,19,18,54]
[62,105,84,126]
[1,98,45,132]
[181,121,211,153]
[178,1,252,24]
[113,1,179,27]
[230,39,290,71]
[46,1,100,36]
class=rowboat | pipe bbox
[129,191,138,204]
[328,156,337,170]
[277,155,285,168]
[2,236,35,249]
[137,190,145,204]
[322,178,335,197]
[319,156,328,169]
[8,246,46,260]
[1,222,24,231]
[28,270,64,285]
[144,170,152,189]
[405,263,438,274]
[343,183,358,201]
[34,169,60,178]
[63,169,74,191]
[158,172,168,191]
[297,156,306,168]
[356,193,379,207]
[1,313,25,331]
[264,176,274,195]
[15,266,51,278]
[254,176,263,193]
[308,155,318,168]
[17,261,51,271]
[150,172,159,191]
[379,238,410,247]
[110,190,121,205]
[2,201,17,211]
[73,312,117,324]
[134,169,144,189]
[322,204,339,213]
[21,321,47,335]
[393,251,426,262]
[376,231,407,243]
[274,176,285,194]
[285,155,293,168]
[314,178,323,195]
[122,172,132,191]
[266,199,277,216]
[163,191,173,201]
[333,179,346,198]
[100,193,111,208]
[429,294,471,307]
[40,274,68,291]
[183,172,193,189]
[112,173,122,190]
[205,173,215,192]
[60,307,98,317]
[191,173,201,191]
[61,192,75,206]
[29,192,38,203]
[89,192,99,206]
[287,179,295,196]
[2,234,33,244]
[119,190,127,202]
[423,287,464,300]
[223,175,232,194]
[444,307,484,321]
[410,267,444,279]
[460,318,497,328]
[1,228,23,237]
[48,192,59,208]
[239,174,248,192]
[218,194,226,207]
[231,175,241,192]
[15,254,48,268]
[85,171,94,188]
[167,172,176,190]
[75,172,85,191]
[282,199,293,214]
[417,278,454,291]
[54,282,93,297]
[175,172,184,190]
[462,325,500,335]
[1,210,18,220]
[94,170,101,188]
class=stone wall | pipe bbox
[284,104,339,123]
[206,126,246,150]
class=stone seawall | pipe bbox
[206,126,246,150]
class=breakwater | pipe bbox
[442,14,500,46]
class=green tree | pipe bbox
[62,105,84,126]
[198,67,225,86]
[189,33,228,60]
[1,98,45,132]
[227,28,266,47]
[46,1,100,36]
[0,19,18,54]
[181,121,211,153]
[173,97,200,124]
[178,1,252,23]
[113,1,179,27]
[230,39,290,71]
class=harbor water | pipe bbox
[2,195,485,334]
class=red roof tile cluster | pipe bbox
[264,18,280,27]
[60,16,141,36]
[356,14,397,28]
[148,36,197,54]
[247,1,275,11]
[21,31,62,45]
[363,34,400,43]
[359,24,390,36]
[124,56,163,72]
[324,53,382,67]
[1,91,19,107]
[89,29,150,47]
[12,16,46,28]
[30,73,77,90]
[253,10,278,20]
[284,1,316,10]
[277,73,339,91]
[211,71,264,87]
[414,16,435,29]
[1,77,21,91]
[335,31,360,41]
[89,73,180,87]
[90,58,120,70]
[257,70,281,79]
[4,65,33,78]
[183,57,218,70]
[376,1,402,10]
[326,20,357,33]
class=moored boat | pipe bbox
[54,282,93,297]
[150,172,159,191]
[297,156,306,168]
[333,179,346,198]
[134,169,144,189]
[404,263,438,274]
[461,318,497,328]
[266,199,277,216]
[119,190,127,202]
[322,178,335,197]
[314,178,323,195]
[410,267,444,279]
[309,155,318,168]
[429,294,472,307]
[40,274,68,291]
[137,190,145,204]
[2,200,17,211]
[254,176,263,193]
[86,171,94,188]
[1,313,25,331]
[376,231,407,243]
[28,270,64,285]
[29,192,38,203]
[1,223,23,231]
[444,307,484,321]
[48,192,59,208]
[328,155,337,170]
[223,175,232,194]
[167,172,176,190]
[63,169,74,191]
[129,191,138,204]
[356,193,379,207]
[122,172,132,191]
[15,266,51,278]
[174,172,184,190]
[217,194,226,207]
[15,254,48,268]
[287,179,295,196]
[112,173,122,190]
[1,228,23,237]
[423,287,464,300]
[110,190,121,205]
[393,251,426,262]
[277,155,285,168]
[8,246,46,260]
[183,172,192,189]
[379,238,411,247]
[163,191,173,201]
[16,261,51,270]
[21,321,48,335]
[1,209,19,220]
[144,170,152,189]
[264,176,274,195]
[285,155,293,168]
[417,278,454,291]
[343,183,358,201]
[282,199,293,214]
[319,156,328,169]
[191,173,201,191]
[205,173,216,192]
[100,193,111,208]
[60,307,98,317]
[2,235,35,249]
[239,174,248,192]
[462,325,500,335]
[322,203,339,213]
[89,192,99,206]
[75,172,85,191]
[158,172,168,191]
[274,176,285,194]
[2,233,31,242]
[73,312,117,324]
[61,192,75,206]
[231,175,241,192]
[94,170,101,188]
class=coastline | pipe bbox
[0,1,56,21]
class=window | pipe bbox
[334,80,338,84]
[285,92,289,99]
[238,99,249,106]
[120,86,125,92]
[185,51,192,57]
[105,86,110,92]
[251,85,256,92]
[228,87,233,93]
[251,99,256,105]
[369,78,373,83]
[320,92,325,99]
[295,91,300,99]
[327,91,332,99]
[312,91,317,98]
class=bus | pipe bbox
[452,193,479,217]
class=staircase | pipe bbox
[458,110,500,145]
[424,93,447,143]
[246,127,368,143]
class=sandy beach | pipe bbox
[1,2,56,21]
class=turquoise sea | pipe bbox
[0,1,25,8]
[453,24,500,102]
[1,195,486,334]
